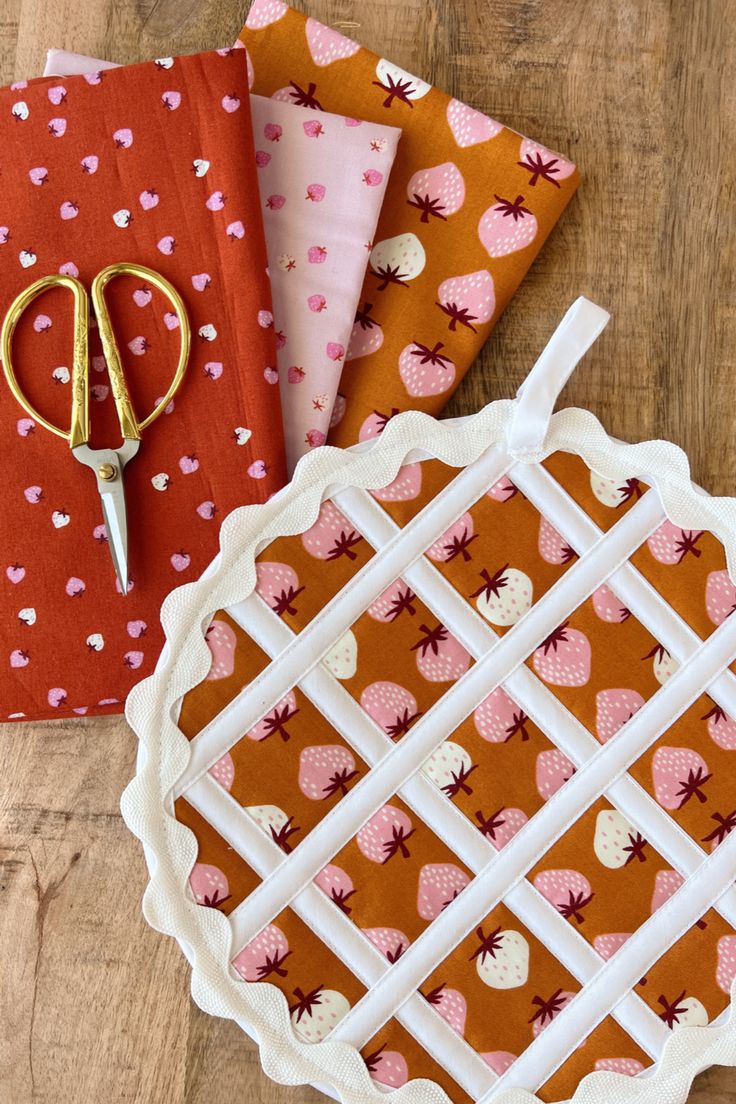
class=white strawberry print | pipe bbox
[530,990,576,1036]
[703,703,736,749]
[422,741,476,799]
[595,688,645,742]
[470,564,533,625]
[370,463,422,502]
[425,513,477,561]
[346,301,383,360]
[644,643,679,685]
[479,195,538,257]
[716,936,736,994]
[411,622,470,681]
[422,984,466,1035]
[361,927,409,963]
[370,233,426,290]
[533,624,592,687]
[481,1052,517,1075]
[204,619,236,680]
[651,746,711,810]
[518,139,576,188]
[322,630,358,679]
[360,681,421,740]
[436,270,495,332]
[647,520,703,564]
[593,933,631,960]
[209,751,234,791]
[535,748,575,800]
[705,570,736,625]
[417,863,470,920]
[590,471,643,508]
[244,0,288,28]
[471,926,530,989]
[314,863,356,914]
[657,992,708,1029]
[594,1058,645,1076]
[651,869,684,913]
[534,869,594,923]
[367,578,417,622]
[255,561,303,617]
[363,1046,409,1088]
[245,803,300,852]
[290,987,350,1042]
[446,99,503,147]
[305,18,361,65]
[189,863,230,908]
[594,808,648,869]
[398,340,456,397]
[357,804,414,863]
[373,60,430,108]
[232,924,291,981]
[475,806,528,849]
[538,516,575,565]
[298,745,359,799]
[592,583,631,622]
[474,686,530,743]
[301,500,363,561]
[406,162,465,222]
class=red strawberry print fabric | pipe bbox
[0,51,286,722]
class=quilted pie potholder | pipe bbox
[123,298,736,1104]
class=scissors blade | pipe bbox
[101,485,129,595]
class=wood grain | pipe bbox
[1,0,735,1101]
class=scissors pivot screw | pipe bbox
[98,462,118,482]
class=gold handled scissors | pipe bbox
[1,263,191,595]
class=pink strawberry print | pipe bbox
[244,0,288,29]
[298,745,359,800]
[358,407,399,441]
[308,245,327,264]
[6,563,25,584]
[436,270,495,332]
[398,341,456,397]
[363,1045,409,1088]
[301,500,363,561]
[411,622,471,682]
[470,564,533,626]
[651,869,684,913]
[703,703,736,749]
[10,649,29,668]
[305,429,326,448]
[705,570,736,625]
[370,463,422,502]
[209,751,235,791]
[266,193,286,210]
[247,691,299,742]
[647,520,704,564]
[204,619,236,680]
[592,583,631,623]
[314,863,356,914]
[651,746,712,810]
[533,624,592,687]
[474,806,528,849]
[594,1058,645,1076]
[360,681,421,740]
[426,513,477,562]
[595,688,645,742]
[535,748,575,800]
[422,984,467,1035]
[417,863,471,919]
[534,869,595,923]
[406,162,465,222]
[487,476,518,501]
[113,127,133,149]
[716,936,736,994]
[538,516,575,564]
[221,93,241,113]
[357,804,415,863]
[305,183,326,202]
[593,933,632,963]
[303,118,324,138]
[361,927,410,963]
[481,1052,517,1075]
[189,863,230,909]
[264,122,283,141]
[367,579,417,622]
[232,923,291,981]
[531,989,576,1036]
[308,294,327,312]
[47,688,67,708]
[518,139,576,187]
[326,341,343,360]
[255,561,303,616]
[479,194,538,257]
[474,687,530,744]
[362,169,383,186]
[347,301,384,360]
[446,98,503,147]
[305,18,361,66]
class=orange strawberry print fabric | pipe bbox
[239,0,580,445]
[0,51,286,722]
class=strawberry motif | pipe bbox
[595,688,645,742]
[422,741,476,799]
[473,686,530,743]
[245,804,300,852]
[371,463,423,502]
[422,984,467,1035]
[534,869,594,923]
[363,1046,409,1088]
[289,986,350,1042]
[474,807,528,849]
[436,270,495,332]
[481,1052,517,1075]
[590,471,643,508]
[347,301,383,360]
[656,992,708,1029]
[406,162,465,222]
[593,933,631,960]
[533,624,592,687]
[370,233,426,290]
[535,748,575,800]
[703,703,736,749]
[255,561,304,616]
[361,927,410,962]
[367,579,417,621]
[538,516,575,565]
[322,630,358,680]
[189,863,230,909]
[530,989,576,1036]
[705,570,736,625]
[417,863,470,919]
[298,745,359,800]
[360,681,421,740]
[372,60,430,108]
[247,691,299,742]
[643,643,679,685]
[592,583,631,622]
[314,863,356,913]
[398,340,456,397]
[204,619,236,680]
[446,98,502,147]
[411,622,471,681]
[301,501,363,561]
[647,520,703,564]
[425,513,477,562]
[232,924,291,981]
[470,564,533,625]
[517,139,576,188]
[716,936,736,994]
[357,804,414,863]
[594,1058,645,1076]
[471,926,530,989]
[358,407,399,440]
[209,751,235,791]
[652,746,711,810]
[594,808,648,868]
[244,0,288,29]
[651,869,684,913]
[487,476,518,501]
[478,195,538,257]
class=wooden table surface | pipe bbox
[1,0,735,1101]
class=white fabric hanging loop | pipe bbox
[507,296,611,459]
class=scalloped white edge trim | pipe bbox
[122,399,736,1104]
